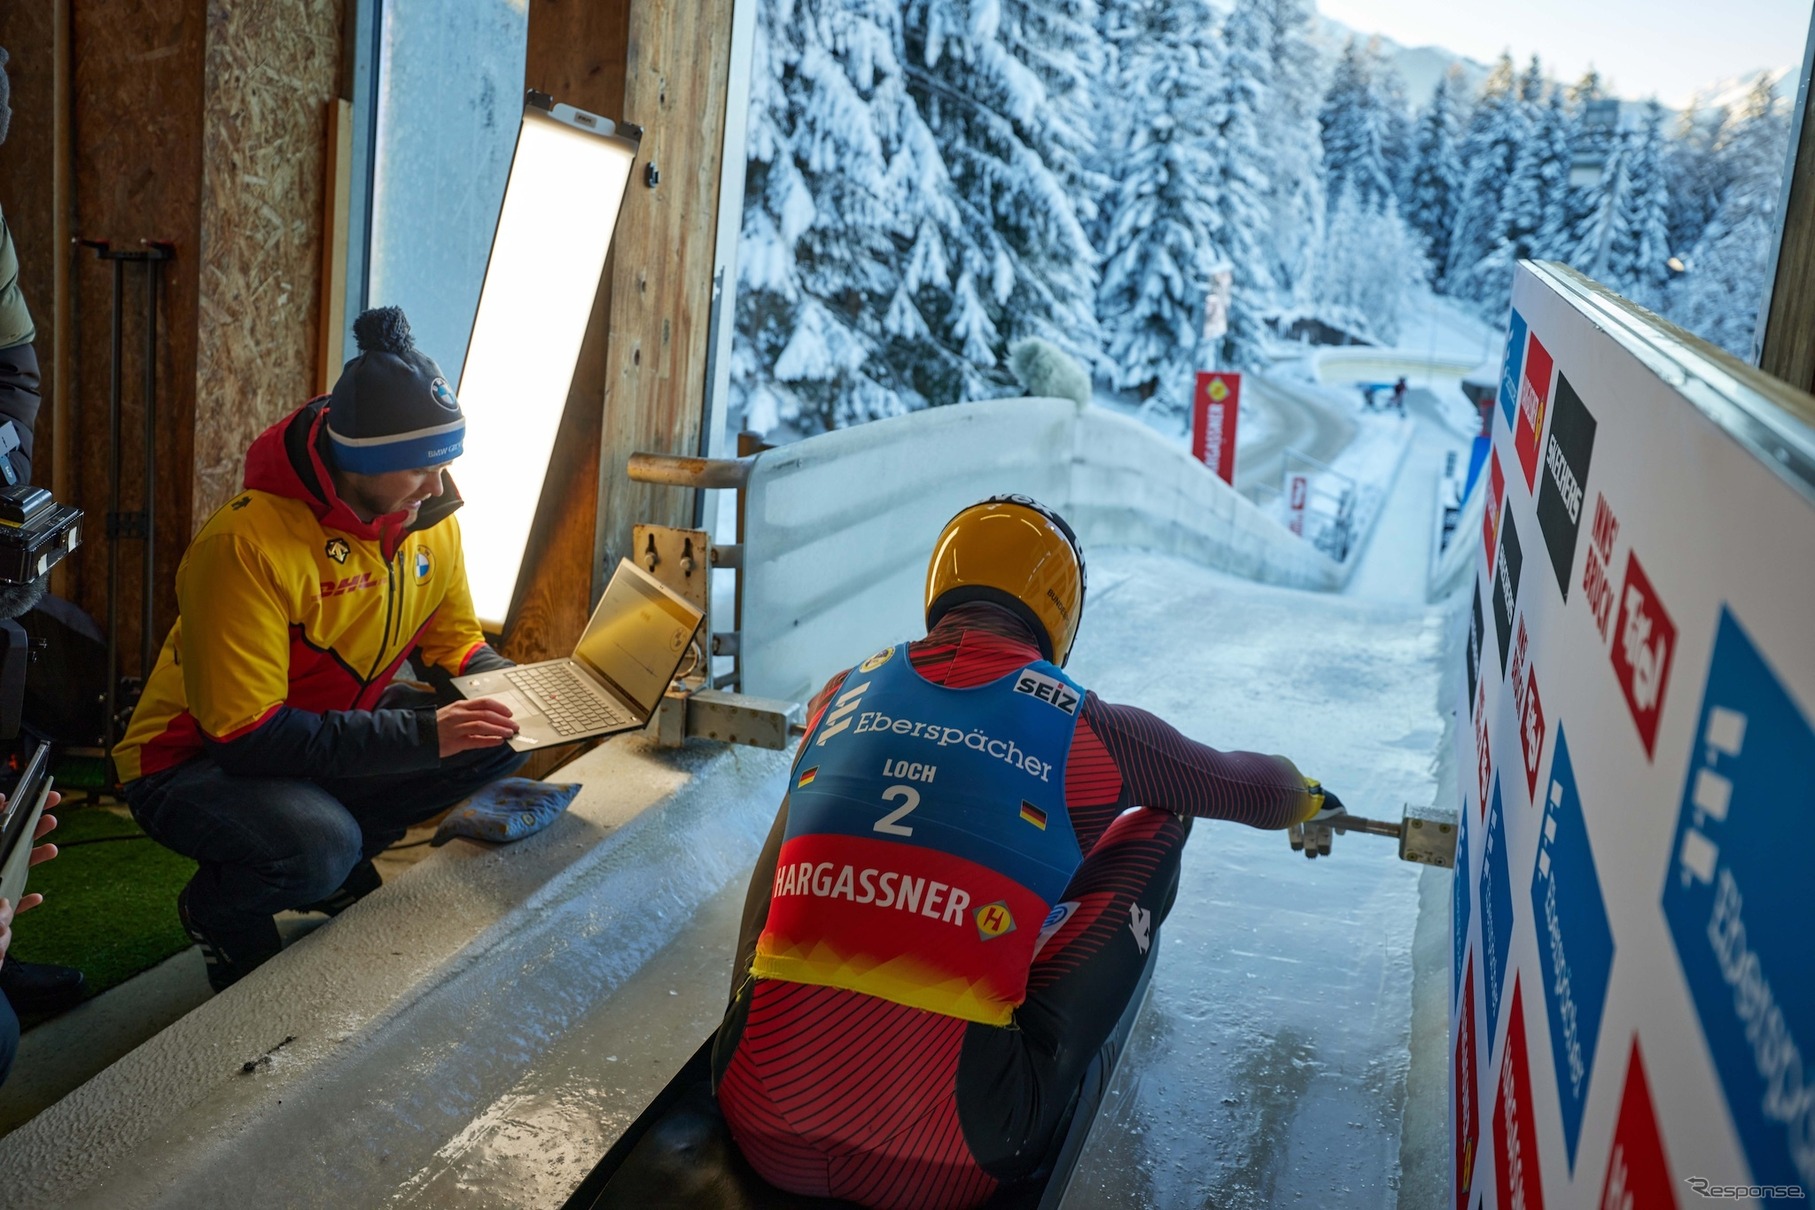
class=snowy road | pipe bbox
[1343,387,1465,603]
[1236,373,1356,494]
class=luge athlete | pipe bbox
[712,495,1349,1209]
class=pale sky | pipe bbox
[1318,0,1810,107]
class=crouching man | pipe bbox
[113,307,525,991]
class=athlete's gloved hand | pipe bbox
[1289,782,1348,860]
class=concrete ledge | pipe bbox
[0,736,793,1210]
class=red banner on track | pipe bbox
[1192,372,1241,484]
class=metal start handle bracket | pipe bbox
[1300,804,1459,867]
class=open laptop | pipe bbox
[454,559,704,751]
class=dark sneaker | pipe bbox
[296,859,382,917]
[177,885,280,993]
[0,958,87,1014]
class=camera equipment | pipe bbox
[0,420,85,742]
[0,475,82,587]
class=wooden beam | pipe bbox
[1760,19,1815,397]
[498,0,632,669]
[593,0,737,585]
[315,97,352,395]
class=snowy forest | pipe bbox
[729,0,1794,436]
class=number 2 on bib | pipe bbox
[876,784,918,836]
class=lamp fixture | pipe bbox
[455,92,639,631]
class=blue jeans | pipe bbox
[126,740,526,952]
[0,986,16,1087]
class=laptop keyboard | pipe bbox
[506,664,632,736]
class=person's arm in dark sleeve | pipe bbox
[181,533,443,778]
[205,702,442,779]
[0,340,40,482]
[0,208,42,483]
[457,643,511,675]
[1084,694,1321,830]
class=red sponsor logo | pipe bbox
[1600,1039,1678,1209]
[1515,336,1554,491]
[1494,978,1547,1210]
[1475,680,1492,822]
[1483,452,1506,575]
[1287,474,1309,536]
[320,573,379,598]
[1456,956,1481,1208]
[1192,372,1241,484]
[1508,618,1546,803]
[1609,553,1676,759]
[1581,493,1620,643]
[1520,668,1546,804]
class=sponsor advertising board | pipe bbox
[1192,371,1241,484]
[1452,263,1815,1207]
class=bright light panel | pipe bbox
[456,104,636,630]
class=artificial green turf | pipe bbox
[8,806,196,999]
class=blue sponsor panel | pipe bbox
[1481,777,1515,1048]
[1662,608,1815,1200]
[1529,727,1615,1173]
[1454,796,1472,1009]
[1499,310,1529,432]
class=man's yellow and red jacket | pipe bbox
[113,398,504,784]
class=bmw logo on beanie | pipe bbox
[326,307,466,474]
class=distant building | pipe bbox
[1570,98,1623,188]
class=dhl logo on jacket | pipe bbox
[113,401,488,783]
[752,645,1085,1026]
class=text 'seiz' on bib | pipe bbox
[753,644,1085,1025]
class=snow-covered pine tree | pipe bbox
[1446,53,1524,303]
[1674,74,1790,358]
[1666,98,1731,269]
[1571,126,1631,284]
[733,0,949,434]
[903,0,1102,401]
[1255,0,1325,300]
[1405,67,1465,282]
[1611,101,1673,310]
[1306,185,1431,345]
[1205,0,1276,369]
[1095,0,1224,404]
[1499,80,1549,262]
[1320,39,1395,214]
[1375,55,1416,203]
[1517,55,1544,104]
[1532,87,1578,260]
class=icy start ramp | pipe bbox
[1059,550,1448,1207]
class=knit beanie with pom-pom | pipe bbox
[325,306,465,473]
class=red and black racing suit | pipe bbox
[712,603,1320,1209]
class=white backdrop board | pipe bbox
[1451,263,1815,1208]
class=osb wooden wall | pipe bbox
[0,1,341,684]
[69,0,207,682]
[192,0,343,520]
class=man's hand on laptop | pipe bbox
[436,698,520,757]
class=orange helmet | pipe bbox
[925,495,1087,666]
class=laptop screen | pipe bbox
[573,563,702,713]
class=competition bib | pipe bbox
[753,644,1085,1025]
